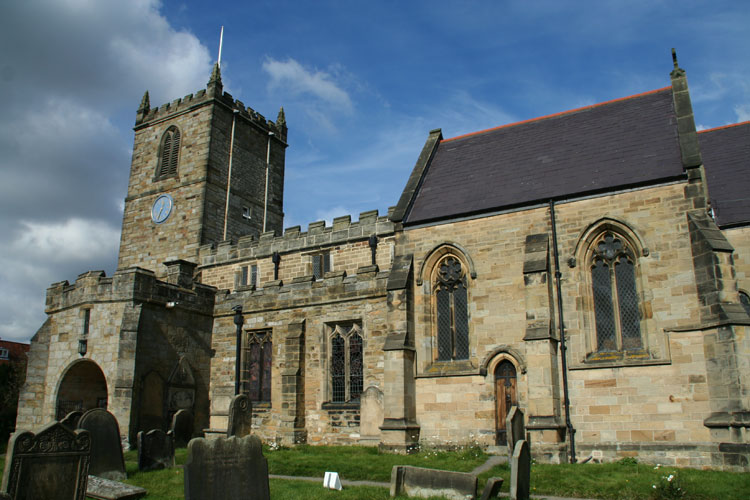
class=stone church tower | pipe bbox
[118,64,288,275]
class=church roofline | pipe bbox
[442,86,672,144]
[697,120,750,134]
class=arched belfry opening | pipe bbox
[494,359,517,445]
[55,360,108,420]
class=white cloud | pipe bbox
[735,105,750,122]
[262,57,353,111]
[13,219,120,263]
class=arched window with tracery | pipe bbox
[434,255,470,361]
[329,323,363,403]
[156,126,181,179]
[590,232,642,352]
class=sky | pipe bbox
[0,0,748,344]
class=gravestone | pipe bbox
[505,406,525,456]
[1,421,90,500]
[137,429,175,471]
[61,410,83,430]
[390,465,477,500]
[510,440,531,500]
[227,394,253,437]
[170,409,194,448]
[78,409,126,480]
[359,386,384,444]
[86,476,147,500]
[479,477,504,500]
[183,435,270,500]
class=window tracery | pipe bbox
[329,323,363,403]
[434,255,469,361]
[590,232,642,352]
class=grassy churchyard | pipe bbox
[2,444,749,499]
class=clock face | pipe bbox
[151,194,173,224]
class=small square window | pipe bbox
[242,206,252,220]
[0,348,9,360]
[312,252,331,280]
[240,264,258,288]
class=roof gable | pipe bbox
[404,88,685,225]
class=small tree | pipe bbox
[0,356,28,447]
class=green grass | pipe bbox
[3,446,750,499]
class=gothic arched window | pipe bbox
[739,291,750,317]
[241,330,272,403]
[590,232,642,352]
[329,323,363,403]
[156,126,181,179]
[434,255,470,361]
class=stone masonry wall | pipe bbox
[208,269,389,445]
[199,209,395,291]
[400,182,714,459]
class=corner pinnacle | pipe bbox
[277,106,286,127]
[208,62,222,88]
[138,90,150,112]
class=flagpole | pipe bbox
[218,26,224,66]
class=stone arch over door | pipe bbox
[494,359,518,446]
[55,360,108,420]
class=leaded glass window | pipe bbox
[157,126,181,178]
[312,252,331,280]
[590,232,642,352]
[434,256,470,361]
[241,329,272,402]
[329,323,363,403]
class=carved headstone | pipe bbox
[77,409,126,480]
[61,410,83,430]
[1,421,90,500]
[137,430,175,471]
[170,409,194,448]
[183,435,270,500]
[227,394,252,438]
[505,406,525,456]
[510,440,531,500]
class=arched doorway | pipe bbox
[56,360,107,420]
[495,360,517,445]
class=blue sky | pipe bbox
[0,0,748,343]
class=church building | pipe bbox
[16,53,750,470]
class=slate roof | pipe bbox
[404,87,686,225]
[699,121,750,228]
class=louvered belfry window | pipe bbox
[590,232,642,352]
[157,126,181,178]
[329,323,363,403]
[435,256,470,361]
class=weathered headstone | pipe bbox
[390,465,477,500]
[505,406,525,456]
[183,435,270,500]
[137,429,175,471]
[170,409,194,448]
[1,421,90,500]
[227,394,253,437]
[510,440,531,500]
[78,409,126,480]
[479,477,504,500]
[359,386,384,444]
[86,476,147,500]
[61,410,83,430]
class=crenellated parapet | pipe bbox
[45,266,216,315]
[213,264,389,315]
[135,89,287,142]
[199,208,396,267]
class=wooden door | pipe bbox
[495,360,517,445]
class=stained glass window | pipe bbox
[434,256,470,361]
[590,232,642,352]
[329,323,363,403]
[241,330,272,402]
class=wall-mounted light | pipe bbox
[166,301,178,309]
[78,338,87,356]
